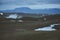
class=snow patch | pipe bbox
[34,24,60,31]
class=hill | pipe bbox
[0,7,60,14]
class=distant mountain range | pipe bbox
[0,7,60,14]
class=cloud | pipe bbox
[0,0,60,10]
[28,4,60,9]
[0,0,60,5]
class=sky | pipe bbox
[0,0,60,10]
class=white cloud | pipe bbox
[28,4,60,9]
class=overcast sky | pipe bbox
[0,0,60,10]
